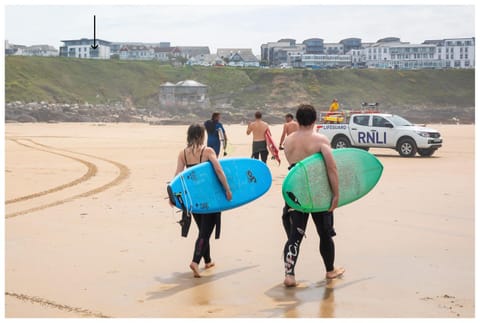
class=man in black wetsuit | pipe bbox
[282,104,345,287]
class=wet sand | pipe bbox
[4,123,475,318]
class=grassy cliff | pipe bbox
[5,56,475,114]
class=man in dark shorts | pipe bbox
[246,111,270,163]
[282,104,345,287]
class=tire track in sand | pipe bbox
[5,138,130,219]
[5,291,111,318]
[6,138,98,204]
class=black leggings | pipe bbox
[283,206,336,275]
[192,213,217,264]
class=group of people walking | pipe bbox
[170,104,344,287]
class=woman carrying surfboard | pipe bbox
[171,124,232,278]
[282,104,345,287]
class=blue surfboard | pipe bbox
[167,157,272,214]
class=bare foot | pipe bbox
[190,262,201,278]
[284,275,297,287]
[205,262,215,269]
[326,267,345,279]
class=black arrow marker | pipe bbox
[91,15,98,49]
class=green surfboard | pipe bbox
[282,148,383,212]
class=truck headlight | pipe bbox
[416,131,431,138]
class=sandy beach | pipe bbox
[4,122,475,318]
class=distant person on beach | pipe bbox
[279,113,299,150]
[204,112,227,157]
[246,111,270,163]
[282,104,345,287]
[171,124,232,278]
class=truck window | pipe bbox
[372,116,392,127]
[353,115,369,126]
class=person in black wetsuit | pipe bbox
[171,124,232,278]
[204,112,227,157]
[282,104,345,287]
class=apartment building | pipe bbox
[360,37,475,69]
[261,40,305,66]
[426,38,475,68]
[59,38,111,59]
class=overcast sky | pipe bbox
[4,2,475,55]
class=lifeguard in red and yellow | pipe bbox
[324,98,344,123]
[329,98,339,113]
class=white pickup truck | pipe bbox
[316,112,443,157]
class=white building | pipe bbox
[353,37,475,69]
[60,38,111,59]
[302,54,352,68]
[188,53,224,66]
[119,45,155,60]
[437,38,475,68]
[23,45,58,57]
[364,41,441,69]
[349,49,366,67]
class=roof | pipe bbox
[154,47,175,53]
[119,45,151,51]
[217,48,252,58]
[231,51,259,62]
[175,80,206,87]
[177,46,210,56]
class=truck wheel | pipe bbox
[331,136,351,149]
[418,148,436,157]
[397,138,417,157]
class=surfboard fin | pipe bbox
[287,192,301,206]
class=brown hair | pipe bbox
[187,124,205,149]
[211,112,220,121]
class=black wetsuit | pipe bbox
[184,147,221,265]
[282,163,336,276]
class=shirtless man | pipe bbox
[246,111,270,163]
[279,113,299,150]
[282,104,345,287]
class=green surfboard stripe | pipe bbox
[282,148,383,212]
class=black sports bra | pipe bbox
[184,146,206,168]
